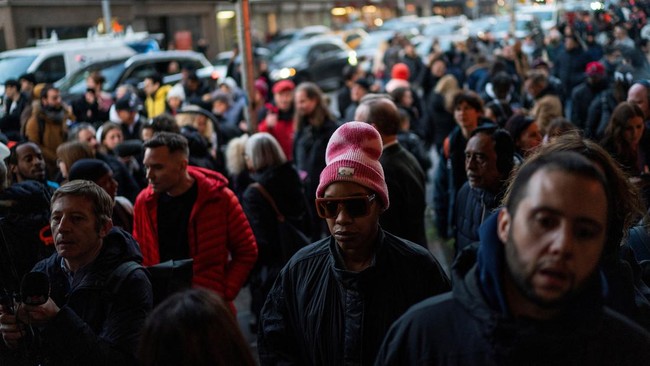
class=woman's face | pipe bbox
[401,90,413,107]
[518,122,543,155]
[103,129,123,151]
[623,116,644,148]
[194,115,209,135]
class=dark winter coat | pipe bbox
[422,92,455,150]
[241,162,310,317]
[375,215,650,366]
[293,118,338,239]
[433,126,469,239]
[0,94,29,140]
[453,182,501,255]
[258,230,450,366]
[553,46,589,98]
[28,227,152,366]
[379,143,427,247]
[0,181,54,292]
[569,79,609,130]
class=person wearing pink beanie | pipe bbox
[258,122,450,366]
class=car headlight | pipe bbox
[271,67,296,81]
[348,51,358,66]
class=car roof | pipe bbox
[123,50,210,68]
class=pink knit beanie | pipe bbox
[316,122,389,209]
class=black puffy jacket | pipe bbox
[258,230,450,366]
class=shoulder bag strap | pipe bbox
[251,183,285,223]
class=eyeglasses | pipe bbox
[315,194,376,219]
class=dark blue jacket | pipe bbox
[29,227,152,366]
[453,182,501,256]
[258,230,450,366]
[375,214,650,365]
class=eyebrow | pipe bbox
[529,206,605,228]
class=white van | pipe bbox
[0,30,156,95]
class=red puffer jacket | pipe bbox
[133,166,257,307]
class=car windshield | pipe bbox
[271,42,309,64]
[0,55,37,84]
[423,23,457,37]
[358,32,393,51]
[58,60,126,94]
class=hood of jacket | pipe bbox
[451,212,610,360]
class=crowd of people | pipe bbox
[2,1,650,364]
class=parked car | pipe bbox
[57,50,213,101]
[0,30,158,95]
[266,25,332,53]
[268,36,357,92]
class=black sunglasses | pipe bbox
[315,194,376,219]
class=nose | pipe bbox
[334,203,353,225]
[548,223,574,259]
[145,168,153,181]
[56,215,73,233]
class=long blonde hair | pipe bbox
[434,74,460,113]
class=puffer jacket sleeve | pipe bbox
[132,191,158,266]
[40,269,153,366]
[223,187,258,301]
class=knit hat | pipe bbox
[391,63,410,81]
[255,79,269,100]
[316,122,389,209]
[166,83,186,101]
[68,159,111,182]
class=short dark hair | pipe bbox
[149,113,180,134]
[40,84,57,100]
[491,72,513,99]
[138,288,255,366]
[4,79,20,90]
[504,151,611,228]
[470,125,515,179]
[52,180,113,230]
[8,141,38,166]
[144,132,189,156]
[359,97,400,136]
[452,90,483,112]
[145,72,163,86]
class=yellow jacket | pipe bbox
[145,84,172,118]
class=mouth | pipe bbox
[333,231,357,243]
[537,267,570,289]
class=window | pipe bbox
[35,55,66,83]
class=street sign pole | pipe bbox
[236,0,258,133]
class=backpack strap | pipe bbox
[251,182,285,223]
[105,261,146,297]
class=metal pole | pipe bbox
[237,0,257,132]
[510,0,516,37]
[102,0,112,34]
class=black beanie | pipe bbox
[68,159,111,183]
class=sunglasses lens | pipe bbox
[322,201,340,218]
[344,199,367,217]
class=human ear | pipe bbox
[497,208,511,245]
